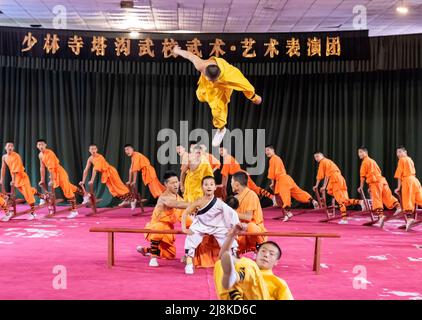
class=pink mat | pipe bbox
[0,205,421,300]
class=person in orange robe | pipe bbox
[218,147,272,200]
[265,145,318,222]
[394,146,422,231]
[81,144,134,209]
[358,147,401,228]
[1,141,45,221]
[37,139,84,219]
[124,144,165,199]
[137,171,190,267]
[313,152,361,224]
[230,171,267,254]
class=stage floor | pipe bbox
[0,205,421,300]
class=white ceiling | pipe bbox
[0,0,421,36]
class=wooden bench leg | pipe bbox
[108,232,115,268]
[313,237,321,274]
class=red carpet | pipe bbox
[0,205,421,300]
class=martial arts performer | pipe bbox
[265,145,318,222]
[230,171,267,253]
[358,147,401,228]
[172,45,262,147]
[214,224,293,300]
[37,139,85,219]
[219,147,272,200]
[394,146,422,231]
[124,144,165,198]
[182,176,240,274]
[1,141,45,221]
[137,171,190,267]
[182,145,213,202]
[81,144,135,209]
[313,152,362,224]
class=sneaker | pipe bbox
[67,211,78,219]
[82,194,91,205]
[39,199,46,206]
[136,246,150,256]
[149,257,159,267]
[1,213,13,222]
[406,218,415,232]
[185,263,194,274]
[118,200,129,207]
[393,207,402,217]
[377,215,386,228]
[282,212,293,222]
[312,199,319,209]
[212,127,227,147]
[338,218,348,225]
[27,213,36,221]
[130,200,137,211]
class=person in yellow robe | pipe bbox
[182,145,214,202]
[81,144,134,212]
[214,224,293,300]
[173,46,262,147]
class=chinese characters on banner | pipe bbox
[15,29,367,61]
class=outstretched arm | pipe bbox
[161,196,190,209]
[173,46,206,73]
[219,224,244,259]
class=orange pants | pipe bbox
[147,178,165,198]
[368,179,399,210]
[15,172,37,204]
[144,221,176,259]
[237,222,267,254]
[194,235,221,268]
[401,176,422,212]
[275,175,312,208]
[52,166,79,199]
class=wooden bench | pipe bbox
[89,227,341,274]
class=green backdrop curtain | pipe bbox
[0,33,421,206]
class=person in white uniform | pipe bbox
[182,175,240,274]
